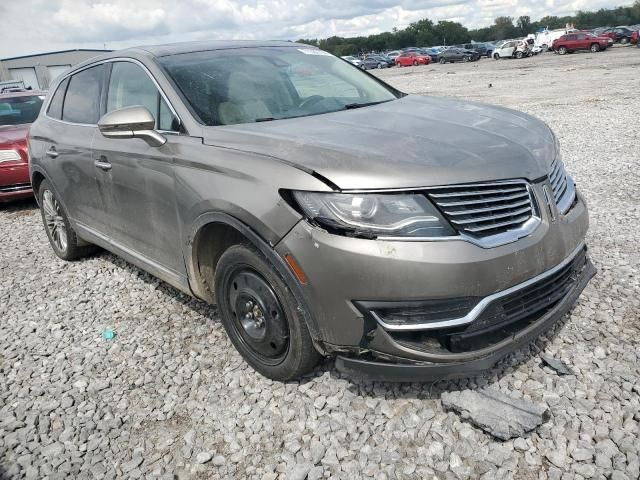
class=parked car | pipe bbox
[0,90,46,202]
[29,41,594,381]
[419,47,441,62]
[492,40,530,59]
[600,27,635,44]
[341,55,363,67]
[395,51,430,66]
[385,50,402,60]
[552,33,609,54]
[457,42,494,57]
[361,55,393,69]
[438,48,480,63]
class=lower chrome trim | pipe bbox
[0,183,32,193]
[373,242,586,332]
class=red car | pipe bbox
[0,90,45,202]
[552,33,609,54]
[395,52,430,67]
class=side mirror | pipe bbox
[98,105,166,147]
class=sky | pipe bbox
[0,0,623,59]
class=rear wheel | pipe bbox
[38,180,96,261]
[463,55,470,62]
[620,37,629,45]
[377,63,383,69]
[439,57,446,64]
[558,46,567,55]
[515,51,524,59]
[412,60,418,66]
[590,43,600,52]
[493,53,500,60]
[214,244,321,380]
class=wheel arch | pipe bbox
[186,212,323,341]
[30,167,48,206]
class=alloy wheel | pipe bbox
[42,190,68,252]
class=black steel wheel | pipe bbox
[226,268,289,364]
[215,244,321,380]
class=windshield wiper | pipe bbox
[343,100,390,110]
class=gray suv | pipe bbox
[29,41,595,381]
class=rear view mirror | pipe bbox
[98,105,166,147]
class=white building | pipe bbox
[0,49,110,91]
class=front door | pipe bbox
[91,60,184,275]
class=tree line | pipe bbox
[296,2,640,56]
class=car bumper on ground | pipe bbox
[0,163,33,202]
[277,180,591,379]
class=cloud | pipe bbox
[0,0,623,58]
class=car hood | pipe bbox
[202,95,556,190]
[0,124,29,146]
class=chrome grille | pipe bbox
[549,157,568,203]
[548,157,576,214]
[427,181,536,238]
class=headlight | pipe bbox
[292,191,455,238]
[0,149,22,163]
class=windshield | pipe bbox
[0,95,44,126]
[158,47,399,126]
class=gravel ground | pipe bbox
[1,46,639,480]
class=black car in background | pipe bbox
[457,42,494,58]
[361,54,393,69]
[438,48,480,64]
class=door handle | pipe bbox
[45,147,59,158]
[94,158,112,171]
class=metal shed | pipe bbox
[0,49,111,91]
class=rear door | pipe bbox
[33,65,107,229]
[575,34,588,49]
[91,60,184,273]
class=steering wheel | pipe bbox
[298,95,324,109]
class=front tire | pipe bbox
[620,37,629,45]
[493,53,500,60]
[412,60,418,66]
[558,46,567,55]
[439,57,446,64]
[38,180,95,261]
[590,43,600,52]
[214,244,321,381]
[515,51,524,59]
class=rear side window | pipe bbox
[47,77,69,120]
[63,65,105,124]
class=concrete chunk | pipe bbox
[441,388,549,440]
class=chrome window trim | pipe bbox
[373,241,585,332]
[44,57,183,132]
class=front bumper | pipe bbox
[0,163,32,202]
[335,255,595,381]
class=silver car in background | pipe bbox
[28,41,594,381]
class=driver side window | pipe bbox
[107,61,178,132]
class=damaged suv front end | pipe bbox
[270,110,594,381]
